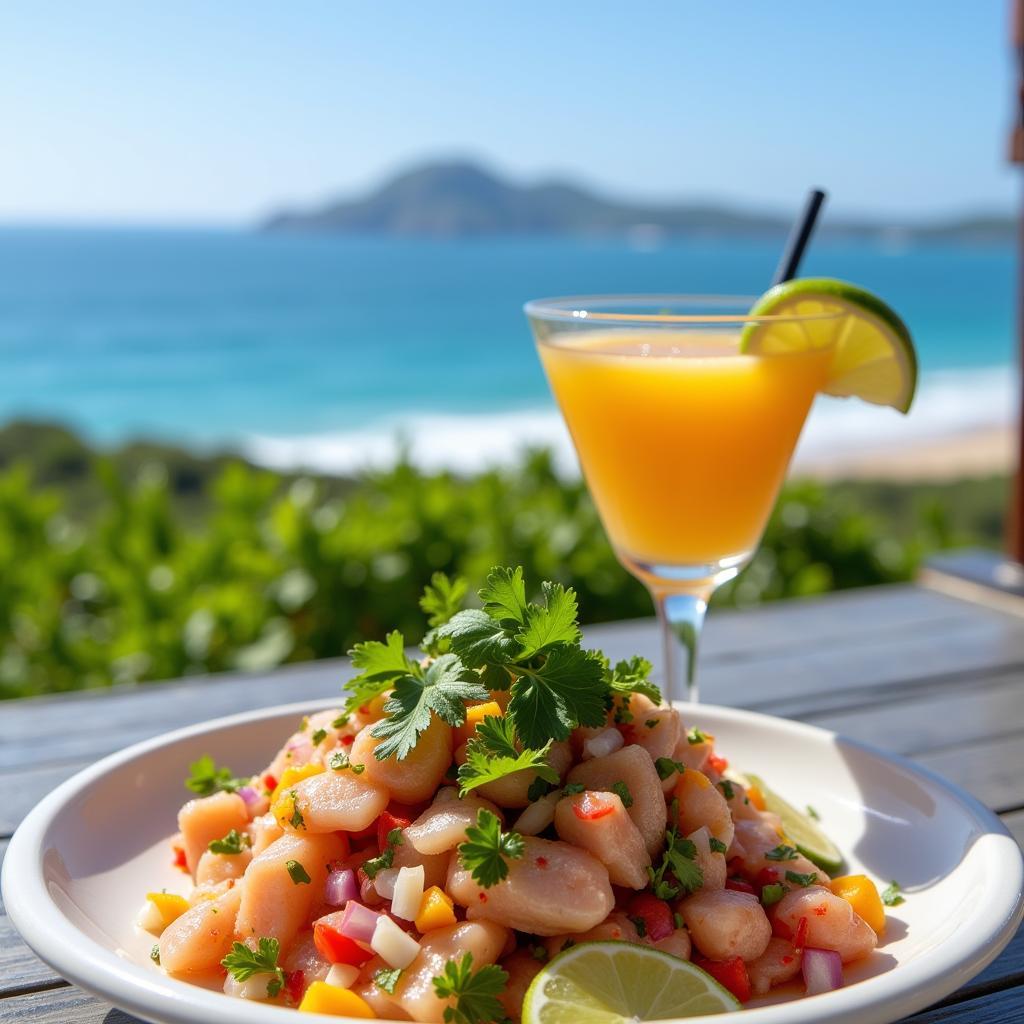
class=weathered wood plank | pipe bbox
[950,925,1024,1002]
[0,986,137,1023]
[902,986,1024,1022]
[912,733,1024,814]
[0,840,63,993]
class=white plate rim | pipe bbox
[2,698,1022,1024]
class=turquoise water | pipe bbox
[0,227,1015,465]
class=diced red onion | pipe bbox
[339,901,381,946]
[583,728,624,760]
[802,947,843,995]
[236,786,261,811]
[324,868,358,907]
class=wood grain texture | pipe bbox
[902,987,1024,1022]
[0,841,63,993]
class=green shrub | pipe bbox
[0,445,1005,699]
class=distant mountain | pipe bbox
[262,160,1015,244]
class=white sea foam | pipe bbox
[243,365,1018,478]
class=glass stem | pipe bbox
[655,589,710,706]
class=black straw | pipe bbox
[772,189,827,285]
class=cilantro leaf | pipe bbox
[457,715,558,796]
[516,581,581,657]
[342,630,419,714]
[370,654,489,761]
[655,757,686,781]
[785,870,819,887]
[374,966,403,994]
[286,859,311,885]
[605,655,662,704]
[649,829,703,899]
[709,837,729,854]
[185,754,246,796]
[765,844,800,862]
[208,829,250,855]
[480,566,529,626]
[432,951,508,1024]
[363,827,403,878]
[433,609,518,679]
[506,646,607,748]
[221,937,285,997]
[458,809,525,888]
[687,727,710,745]
[610,780,634,808]
[420,571,469,628]
[881,880,906,906]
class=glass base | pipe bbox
[617,550,751,707]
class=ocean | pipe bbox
[0,227,1016,474]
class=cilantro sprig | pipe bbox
[457,715,558,796]
[363,827,403,879]
[881,880,906,906]
[221,937,285,998]
[458,808,524,888]
[431,951,508,1024]
[184,755,246,797]
[765,844,800,862]
[648,828,703,899]
[208,829,250,855]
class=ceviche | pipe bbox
[139,567,899,1021]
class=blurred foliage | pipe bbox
[0,421,1009,699]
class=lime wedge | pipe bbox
[740,277,917,413]
[746,773,844,874]
[522,941,740,1024]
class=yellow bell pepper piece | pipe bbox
[830,874,886,935]
[415,885,457,933]
[298,981,376,1017]
[746,783,767,811]
[272,762,324,798]
[455,701,504,747]
[271,789,301,830]
[145,892,190,928]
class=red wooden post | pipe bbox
[1009,0,1024,561]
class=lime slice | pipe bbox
[740,277,917,413]
[522,941,740,1024]
[745,773,844,874]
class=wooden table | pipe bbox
[2,582,1023,1022]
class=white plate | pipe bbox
[3,700,1022,1024]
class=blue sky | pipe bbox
[1,1,1016,224]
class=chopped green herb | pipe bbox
[687,727,709,745]
[311,728,328,745]
[526,776,551,801]
[610,780,634,808]
[719,780,735,800]
[328,750,365,774]
[604,654,662,704]
[299,716,309,732]
[562,782,585,796]
[648,830,703,899]
[184,754,245,797]
[709,837,728,855]
[761,883,787,906]
[530,944,548,963]
[363,827,403,879]
[458,809,524,888]
[627,913,647,938]
[374,966,403,994]
[785,870,818,887]
[457,715,557,796]
[806,805,820,820]
[765,844,800,862]
[150,944,161,964]
[645,719,659,729]
[654,757,686,781]
[208,829,251,855]
[431,951,508,1024]
[672,911,684,929]
[881,880,906,906]
[221,937,285,998]
[286,859,311,885]
[331,714,349,729]
[288,790,304,830]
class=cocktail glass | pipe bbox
[526,296,839,705]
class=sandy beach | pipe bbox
[795,424,1016,481]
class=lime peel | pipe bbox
[522,940,741,1024]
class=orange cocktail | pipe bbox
[538,331,831,568]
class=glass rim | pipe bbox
[524,293,844,326]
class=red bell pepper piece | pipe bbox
[571,792,615,821]
[694,956,751,1003]
[707,753,729,775]
[793,916,809,950]
[725,877,756,895]
[627,892,674,941]
[171,845,188,871]
[313,916,373,967]
[755,867,780,886]
[284,969,305,1004]
[376,810,411,851]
